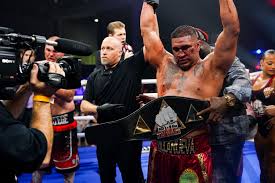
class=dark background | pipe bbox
[1,0,275,74]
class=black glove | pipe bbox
[145,0,159,11]
[97,103,126,122]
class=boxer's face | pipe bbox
[100,37,123,68]
[172,36,200,71]
[44,44,64,62]
[261,53,275,76]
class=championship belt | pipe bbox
[85,96,209,145]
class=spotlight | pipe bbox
[256,49,262,55]
[94,18,99,23]
[251,49,264,55]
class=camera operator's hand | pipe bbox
[30,62,65,97]
[28,61,65,168]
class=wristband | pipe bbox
[33,95,51,103]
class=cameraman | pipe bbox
[0,62,64,182]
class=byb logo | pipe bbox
[154,100,185,139]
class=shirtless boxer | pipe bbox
[141,0,240,182]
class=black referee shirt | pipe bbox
[83,49,147,123]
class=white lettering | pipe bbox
[1,59,15,64]
[52,115,69,126]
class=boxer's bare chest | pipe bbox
[157,61,222,99]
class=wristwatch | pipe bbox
[224,93,237,107]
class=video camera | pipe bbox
[0,27,92,99]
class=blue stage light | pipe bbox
[256,49,262,54]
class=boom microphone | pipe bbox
[54,38,92,56]
[3,33,92,56]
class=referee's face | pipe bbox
[101,37,123,68]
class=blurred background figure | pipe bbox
[18,48,37,127]
[95,21,134,70]
[20,48,36,64]
[252,49,275,183]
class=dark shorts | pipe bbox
[53,127,79,173]
[41,111,80,174]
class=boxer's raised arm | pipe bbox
[141,1,166,66]
[211,0,240,75]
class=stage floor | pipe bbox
[18,141,260,183]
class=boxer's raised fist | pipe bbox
[145,0,159,11]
